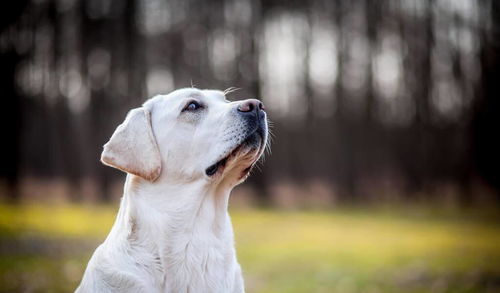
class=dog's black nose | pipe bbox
[237,99,265,113]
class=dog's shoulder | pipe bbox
[77,244,159,292]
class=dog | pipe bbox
[76,88,268,293]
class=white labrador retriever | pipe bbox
[76,88,268,293]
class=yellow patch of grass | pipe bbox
[230,209,500,292]
[0,203,116,238]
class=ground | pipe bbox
[0,203,499,292]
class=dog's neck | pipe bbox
[99,175,239,290]
[105,174,235,260]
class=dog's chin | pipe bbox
[205,132,264,179]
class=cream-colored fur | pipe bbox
[76,88,268,293]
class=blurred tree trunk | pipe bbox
[332,0,357,203]
[0,51,23,201]
[400,0,434,196]
[49,0,83,201]
[304,5,317,178]
[364,0,378,124]
[79,0,109,202]
[413,0,434,193]
[360,0,379,202]
[472,0,500,198]
[0,0,28,201]
[247,0,270,206]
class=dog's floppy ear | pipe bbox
[101,107,161,181]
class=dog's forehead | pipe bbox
[202,90,228,102]
[166,88,226,104]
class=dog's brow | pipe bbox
[184,93,203,103]
[208,91,227,103]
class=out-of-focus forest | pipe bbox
[2,1,500,292]
[1,0,499,206]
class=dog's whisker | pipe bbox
[265,144,272,156]
[223,87,241,95]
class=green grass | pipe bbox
[1,204,500,292]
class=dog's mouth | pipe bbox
[205,131,264,177]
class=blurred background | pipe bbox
[1,0,500,292]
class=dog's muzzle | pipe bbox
[205,99,267,177]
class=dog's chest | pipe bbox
[159,230,236,292]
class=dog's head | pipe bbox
[101,88,268,187]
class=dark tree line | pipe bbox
[0,0,499,204]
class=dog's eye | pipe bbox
[183,101,201,112]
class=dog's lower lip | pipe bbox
[205,163,218,176]
[205,142,245,177]
[205,133,262,177]
[205,157,227,176]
